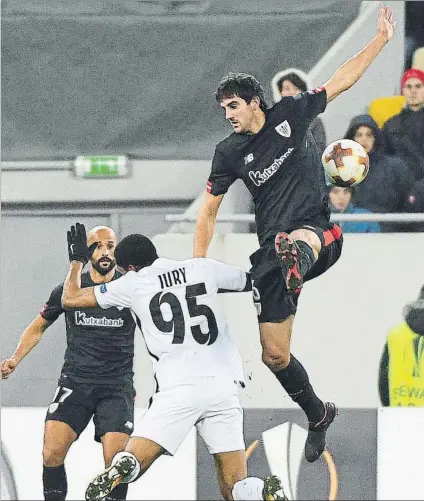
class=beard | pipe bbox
[92,258,116,276]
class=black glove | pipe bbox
[67,222,97,265]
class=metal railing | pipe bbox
[1,161,71,171]
[165,213,424,223]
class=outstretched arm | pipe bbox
[324,4,396,103]
[1,315,53,379]
[194,192,224,257]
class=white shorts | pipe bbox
[134,377,245,456]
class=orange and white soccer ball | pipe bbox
[321,139,369,187]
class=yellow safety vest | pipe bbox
[388,322,424,407]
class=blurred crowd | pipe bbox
[269,55,424,234]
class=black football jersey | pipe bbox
[207,88,330,246]
[40,271,136,385]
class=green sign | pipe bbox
[73,156,130,178]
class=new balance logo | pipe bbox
[244,153,254,165]
[248,148,294,187]
[74,311,124,327]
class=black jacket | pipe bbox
[309,117,327,154]
[345,115,413,231]
[345,114,413,211]
[382,107,424,183]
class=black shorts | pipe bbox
[250,224,343,323]
[45,378,136,442]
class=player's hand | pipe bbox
[67,222,97,265]
[1,357,19,379]
[377,3,396,42]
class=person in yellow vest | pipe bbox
[379,286,424,406]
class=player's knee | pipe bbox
[43,443,68,467]
[261,345,290,372]
[290,229,321,258]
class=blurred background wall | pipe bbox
[2,0,369,162]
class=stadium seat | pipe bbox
[368,95,406,128]
[412,47,424,71]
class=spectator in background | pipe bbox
[271,68,327,153]
[382,68,424,182]
[379,285,424,407]
[404,2,424,69]
[344,114,411,231]
[403,177,424,232]
[328,185,381,233]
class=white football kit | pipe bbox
[94,257,248,455]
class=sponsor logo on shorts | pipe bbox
[48,403,59,414]
[252,284,262,316]
[74,311,124,327]
[124,421,133,430]
[100,283,107,293]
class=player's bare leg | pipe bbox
[101,432,130,467]
[214,450,287,500]
[275,228,321,292]
[259,319,337,463]
[43,421,77,500]
[100,432,131,500]
[214,450,247,500]
[85,437,165,501]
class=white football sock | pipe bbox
[232,477,265,500]
[111,451,141,483]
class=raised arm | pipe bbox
[194,192,224,257]
[1,315,53,379]
[62,261,98,308]
[324,4,396,103]
[62,223,133,310]
[62,223,98,308]
[197,257,252,293]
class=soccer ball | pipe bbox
[321,139,369,187]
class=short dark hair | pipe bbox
[329,185,355,195]
[114,234,158,271]
[215,72,268,111]
[276,72,307,93]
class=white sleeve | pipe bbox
[197,258,248,291]
[94,273,135,309]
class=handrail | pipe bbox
[165,213,424,223]
[1,161,71,171]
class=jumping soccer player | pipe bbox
[194,4,396,462]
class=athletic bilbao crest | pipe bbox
[275,120,291,138]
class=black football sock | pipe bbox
[43,464,67,501]
[105,483,128,500]
[275,354,324,423]
[295,240,316,277]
